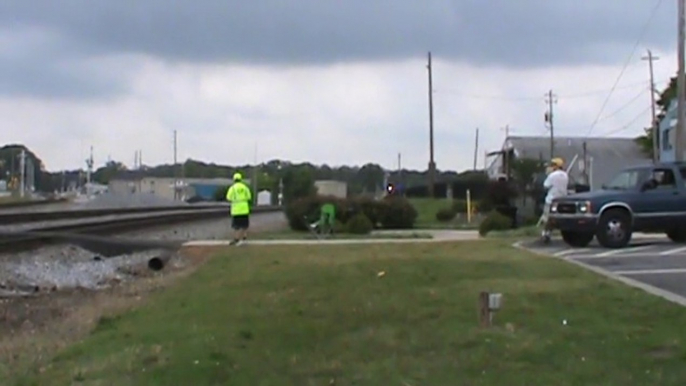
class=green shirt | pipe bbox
[226,182,252,216]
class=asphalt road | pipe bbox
[522,236,686,303]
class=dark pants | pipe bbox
[231,214,250,230]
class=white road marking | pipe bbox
[553,248,590,256]
[592,245,654,257]
[614,268,686,275]
[659,246,686,256]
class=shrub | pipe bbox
[435,207,457,222]
[478,210,513,236]
[345,213,374,234]
[285,195,417,231]
[379,196,417,229]
[285,195,346,231]
[352,197,388,228]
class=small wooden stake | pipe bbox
[479,291,491,327]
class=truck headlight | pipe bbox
[577,201,591,213]
[550,202,558,212]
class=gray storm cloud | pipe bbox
[0,0,676,98]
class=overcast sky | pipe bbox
[1,0,680,172]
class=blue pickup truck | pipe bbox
[548,162,686,249]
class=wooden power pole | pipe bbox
[642,49,660,163]
[427,51,436,197]
[473,127,479,170]
[544,90,557,160]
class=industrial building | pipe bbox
[486,135,650,191]
[315,180,347,198]
[108,172,247,202]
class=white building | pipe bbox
[315,180,347,198]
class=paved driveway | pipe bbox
[519,235,686,305]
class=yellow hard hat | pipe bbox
[550,157,564,167]
[233,172,243,181]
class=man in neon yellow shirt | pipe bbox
[226,172,252,245]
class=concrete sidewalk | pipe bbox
[183,230,480,247]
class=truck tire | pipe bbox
[667,228,686,243]
[561,231,594,248]
[596,209,632,248]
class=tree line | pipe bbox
[0,146,488,199]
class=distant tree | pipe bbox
[510,157,546,206]
[282,166,317,203]
[636,75,677,156]
[93,160,127,184]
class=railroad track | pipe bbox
[0,206,281,254]
[0,204,280,225]
[0,198,68,210]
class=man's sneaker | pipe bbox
[229,239,239,246]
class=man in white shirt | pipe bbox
[540,157,569,242]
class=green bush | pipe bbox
[285,195,417,231]
[435,207,457,222]
[352,197,388,228]
[345,213,374,234]
[478,210,513,236]
[379,196,417,229]
[285,195,346,231]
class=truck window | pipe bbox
[605,169,641,190]
[650,168,677,189]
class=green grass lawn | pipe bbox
[409,197,480,229]
[9,241,686,385]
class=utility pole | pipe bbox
[252,142,258,205]
[642,49,660,163]
[502,125,510,179]
[544,90,557,160]
[18,149,26,198]
[397,152,402,195]
[676,0,686,161]
[86,146,93,197]
[473,128,479,170]
[582,141,589,185]
[173,130,178,200]
[427,51,436,197]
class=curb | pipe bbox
[512,240,686,307]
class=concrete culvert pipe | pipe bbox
[148,254,172,271]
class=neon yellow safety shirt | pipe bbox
[226,182,252,216]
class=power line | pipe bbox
[598,105,653,137]
[435,78,668,102]
[596,89,647,123]
[585,0,665,136]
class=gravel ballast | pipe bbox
[0,212,287,297]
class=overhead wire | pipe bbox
[434,78,667,102]
[595,88,647,123]
[597,105,653,137]
[584,0,665,136]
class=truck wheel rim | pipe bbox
[607,219,624,240]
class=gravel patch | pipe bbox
[0,212,287,297]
